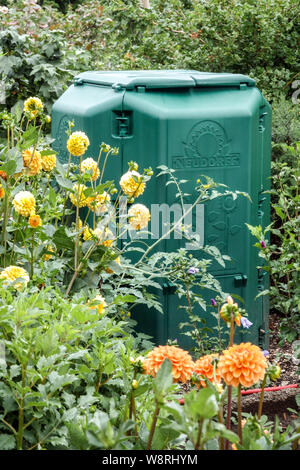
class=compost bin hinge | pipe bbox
[259,111,267,132]
[234,274,247,287]
[258,189,266,218]
[257,268,267,291]
[162,282,176,295]
[115,112,132,137]
[74,78,84,86]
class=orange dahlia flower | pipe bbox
[0,170,7,181]
[218,342,268,388]
[28,214,42,228]
[194,353,221,388]
[144,345,194,383]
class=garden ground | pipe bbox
[231,311,299,431]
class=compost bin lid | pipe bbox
[73,70,256,90]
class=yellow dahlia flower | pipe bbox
[24,97,43,117]
[83,226,93,241]
[80,157,100,181]
[43,245,55,261]
[120,170,145,198]
[97,227,114,246]
[67,131,90,157]
[69,184,90,208]
[0,266,29,290]
[218,342,268,388]
[22,148,42,176]
[12,191,36,217]
[41,153,56,172]
[87,191,111,213]
[83,226,114,246]
[0,184,4,199]
[128,203,150,230]
[87,294,107,315]
[28,213,42,228]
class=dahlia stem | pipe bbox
[128,372,136,421]
[30,231,35,277]
[258,373,267,419]
[146,401,160,450]
[229,313,235,347]
[61,152,72,225]
[225,385,232,450]
[194,418,204,450]
[74,155,82,271]
[218,405,225,450]
[65,243,95,296]
[225,314,235,449]
[99,149,112,184]
[17,365,26,450]
[128,376,138,441]
[7,126,10,150]
[1,190,9,266]
[237,384,243,444]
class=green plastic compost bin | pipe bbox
[51,70,271,351]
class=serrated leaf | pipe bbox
[55,174,74,190]
[0,434,16,450]
[0,160,17,176]
[153,358,173,402]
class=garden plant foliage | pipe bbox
[0,0,299,109]
[0,0,299,452]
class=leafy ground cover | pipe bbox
[0,0,299,452]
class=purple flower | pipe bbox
[240,317,253,329]
[262,350,269,357]
[260,240,266,249]
[211,298,217,307]
[188,267,199,275]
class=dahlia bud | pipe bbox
[132,379,138,389]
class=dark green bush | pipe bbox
[1,0,299,108]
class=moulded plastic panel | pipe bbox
[51,83,125,182]
[51,70,271,351]
[122,83,271,350]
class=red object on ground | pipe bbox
[241,384,298,395]
[178,384,298,404]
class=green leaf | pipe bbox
[273,205,285,221]
[67,422,89,450]
[48,186,57,206]
[113,294,137,305]
[48,371,77,392]
[53,226,74,251]
[19,126,39,150]
[11,101,23,123]
[184,388,219,419]
[40,149,57,156]
[0,160,17,176]
[213,422,239,443]
[0,434,16,450]
[153,358,173,401]
[55,174,74,190]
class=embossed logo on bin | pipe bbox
[172,120,240,170]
